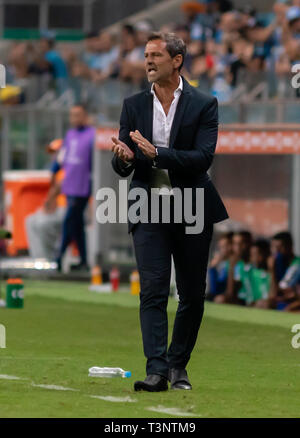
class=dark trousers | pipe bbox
[58,196,89,264]
[132,195,213,378]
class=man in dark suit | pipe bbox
[111,32,228,392]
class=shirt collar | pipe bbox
[76,125,87,131]
[151,75,183,98]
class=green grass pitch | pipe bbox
[0,280,299,418]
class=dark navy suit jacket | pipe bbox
[112,76,229,233]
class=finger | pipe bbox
[130,135,140,145]
[112,136,119,145]
[116,146,124,158]
[134,132,144,142]
[120,149,129,162]
[120,148,127,160]
[113,144,120,154]
[131,130,144,141]
[117,147,124,158]
[132,135,146,147]
[137,142,147,153]
[112,144,120,154]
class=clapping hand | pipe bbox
[130,130,156,160]
[111,136,134,162]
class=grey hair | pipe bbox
[147,32,186,71]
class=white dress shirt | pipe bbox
[150,76,183,195]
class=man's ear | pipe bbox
[173,54,183,70]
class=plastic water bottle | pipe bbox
[88,366,131,378]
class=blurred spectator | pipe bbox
[4,1,300,104]
[216,230,252,304]
[117,24,146,85]
[216,238,271,307]
[69,32,100,81]
[28,42,54,99]
[25,139,66,260]
[88,31,119,83]
[53,104,95,272]
[282,265,300,312]
[245,239,271,307]
[135,20,154,47]
[71,30,119,85]
[28,49,53,77]
[38,36,69,95]
[81,31,102,69]
[188,38,216,92]
[181,1,211,45]
[285,5,300,40]
[207,231,233,300]
[6,42,29,83]
[228,37,254,87]
[270,232,297,280]
[268,231,300,310]
[174,24,196,82]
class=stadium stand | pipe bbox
[1,0,300,311]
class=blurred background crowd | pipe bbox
[207,229,300,311]
[3,0,300,107]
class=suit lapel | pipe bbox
[143,91,153,143]
[169,77,192,149]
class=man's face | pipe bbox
[290,18,300,35]
[232,234,250,259]
[232,235,243,258]
[69,106,87,128]
[271,238,290,257]
[85,36,98,52]
[220,12,240,32]
[137,30,149,46]
[144,39,181,83]
[250,246,263,267]
[175,29,190,44]
[218,238,232,259]
[99,32,112,51]
[39,38,50,53]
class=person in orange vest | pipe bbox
[25,139,67,260]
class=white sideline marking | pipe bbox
[0,375,200,415]
[31,383,78,391]
[147,405,201,417]
[0,374,24,380]
[2,356,71,361]
[90,395,137,403]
